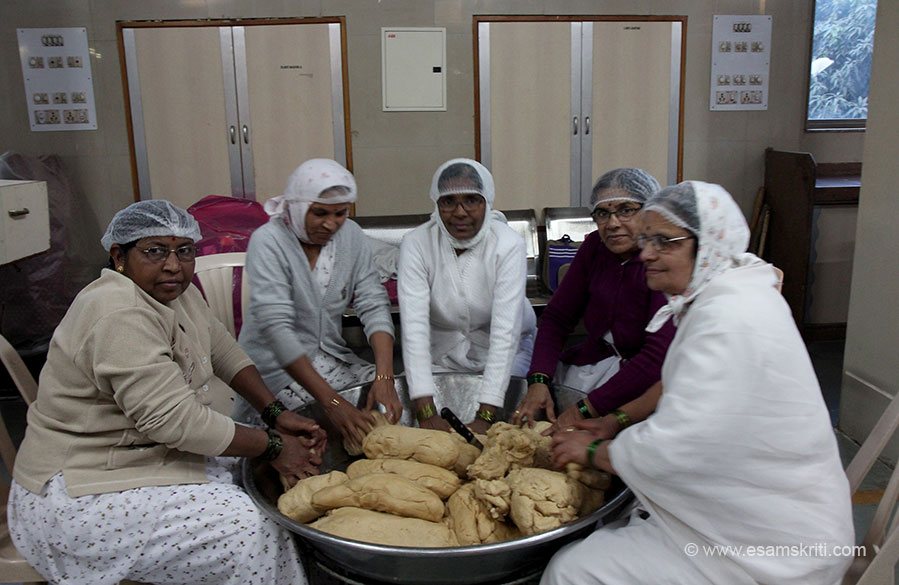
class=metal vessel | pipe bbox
[243,373,632,584]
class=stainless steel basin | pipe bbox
[243,373,631,584]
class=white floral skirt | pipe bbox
[8,457,307,585]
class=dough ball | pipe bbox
[363,425,460,469]
[277,470,348,523]
[310,507,459,548]
[346,458,462,500]
[506,468,583,535]
[311,472,446,522]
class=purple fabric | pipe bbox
[529,231,675,414]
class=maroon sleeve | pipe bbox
[527,234,598,376]
[586,290,675,414]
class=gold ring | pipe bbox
[565,427,576,432]
[514,409,521,414]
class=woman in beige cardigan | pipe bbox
[9,200,323,585]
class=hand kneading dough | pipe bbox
[445,484,520,545]
[311,472,445,522]
[506,468,583,535]
[310,507,459,548]
[344,410,391,456]
[277,471,349,523]
[363,425,460,469]
[346,458,462,499]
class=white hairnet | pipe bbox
[264,159,357,243]
[100,200,201,251]
[590,167,660,209]
[428,158,504,250]
[645,181,752,332]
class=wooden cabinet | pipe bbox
[119,18,350,208]
[0,180,50,264]
[475,16,685,210]
[763,148,860,335]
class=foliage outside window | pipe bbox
[806,0,877,130]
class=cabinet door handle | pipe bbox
[585,116,591,135]
[573,116,579,136]
[229,125,237,144]
[8,208,30,218]
[242,125,249,144]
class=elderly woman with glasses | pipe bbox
[8,200,325,585]
[543,182,853,585]
[398,158,537,434]
[235,159,402,449]
[513,168,675,432]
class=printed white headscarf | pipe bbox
[263,159,357,244]
[428,158,507,250]
[645,181,757,332]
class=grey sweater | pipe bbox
[238,217,394,394]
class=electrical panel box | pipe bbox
[382,27,446,111]
[0,180,50,264]
[709,15,772,111]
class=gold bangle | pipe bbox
[416,403,436,422]
[475,408,496,424]
[374,373,394,382]
[329,397,341,407]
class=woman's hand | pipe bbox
[512,383,555,427]
[549,429,595,469]
[365,378,403,423]
[570,415,621,441]
[552,404,584,432]
[274,411,328,447]
[412,397,450,431]
[324,395,375,447]
[272,433,323,488]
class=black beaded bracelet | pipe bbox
[261,399,287,428]
[260,428,284,462]
[527,372,552,386]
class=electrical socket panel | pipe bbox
[52,91,67,104]
[716,91,738,105]
[47,56,63,68]
[66,55,82,68]
[45,110,60,124]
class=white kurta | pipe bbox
[398,219,536,406]
[543,261,854,585]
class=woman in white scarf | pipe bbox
[236,159,401,448]
[398,158,537,434]
[543,181,853,585]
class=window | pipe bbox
[806,0,877,130]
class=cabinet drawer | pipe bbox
[0,179,50,264]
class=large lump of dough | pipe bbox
[445,483,519,545]
[310,507,459,548]
[467,422,539,480]
[311,472,446,522]
[346,458,462,500]
[363,425,461,469]
[506,468,583,535]
[277,470,349,523]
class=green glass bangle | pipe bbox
[527,372,552,386]
[476,408,497,424]
[586,438,606,469]
[416,403,437,422]
[261,428,284,462]
[261,399,287,428]
[576,399,594,419]
[611,409,632,429]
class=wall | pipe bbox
[0,1,865,297]
[839,0,899,459]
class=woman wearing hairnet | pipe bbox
[513,168,675,431]
[235,159,401,448]
[8,200,323,585]
[544,182,853,585]
[398,158,537,434]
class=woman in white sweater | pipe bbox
[398,158,536,434]
[236,159,401,447]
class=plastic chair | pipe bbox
[842,377,899,584]
[193,252,248,339]
[0,334,37,405]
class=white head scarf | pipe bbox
[264,159,357,243]
[428,158,506,250]
[645,180,756,332]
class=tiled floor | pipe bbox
[1,339,894,584]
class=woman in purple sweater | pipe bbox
[513,168,675,430]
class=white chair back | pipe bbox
[193,252,248,339]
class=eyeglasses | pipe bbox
[636,234,694,253]
[591,205,642,223]
[437,194,485,212]
[139,245,197,263]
